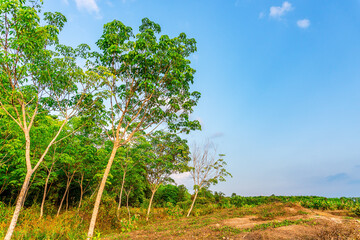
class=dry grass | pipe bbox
[1,201,360,239]
[106,202,360,240]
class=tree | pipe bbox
[187,142,231,217]
[0,1,101,238]
[86,18,200,238]
[143,131,190,221]
[113,143,139,212]
[39,146,57,218]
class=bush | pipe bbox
[166,202,183,218]
[176,200,192,210]
[219,198,232,208]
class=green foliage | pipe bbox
[215,218,314,235]
[154,184,181,206]
[229,195,360,211]
[165,203,184,218]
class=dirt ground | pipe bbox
[109,203,360,240]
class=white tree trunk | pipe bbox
[4,131,33,240]
[117,170,126,211]
[125,189,131,221]
[146,190,156,221]
[4,171,32,240]
[87,146,118,239]
[78,174,84,209]
[187,189,199,217]
[40,161,55,218]
[57,172,74,216]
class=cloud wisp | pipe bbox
[259,12,265,19]
[74,0,99,14]
[297,19,310,29]
[326,173,350,182]
[269,1,293,19]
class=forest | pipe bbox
[0,0,231,239]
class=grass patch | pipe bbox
[213,218,316,236]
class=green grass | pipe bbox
[213,218,316,236]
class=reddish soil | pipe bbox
[108,203,360,240]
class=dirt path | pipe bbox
[217,207,360,240]
[109,203,360,240]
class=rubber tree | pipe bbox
[0,1,102,238]
[87,18,201,238]
[187,142,232,217]
[143,131,190,221]
[39,146,57,218]
[113,144,137,212]
[0,112,23,197]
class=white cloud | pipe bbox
[259,12,265,19]
[269,1,293,19]
[171,172,191,185]
[297,19,310,29]
[74,0,99,13]
[62,0,69,5]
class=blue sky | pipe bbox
[43,0,360,197]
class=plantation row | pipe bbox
[0,0,232,238]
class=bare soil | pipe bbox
[107,203,360,240]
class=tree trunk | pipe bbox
[146,190,156,221]
[117,170,126,211]
[87,146,118,239]
[78,174,84,209]
[66,188,69,211]
[21,167,38,208]
[0,179,8,195]
[90,182,100,199]
[4,171,32,240]
[4,109,67,240]
[125,189,131,221]
[4,130,33,240]
[0,169,9,195]
[40,161,55,218]
[57,172,75,216]
[187,189,199,217]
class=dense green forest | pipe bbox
[0,0,231,239]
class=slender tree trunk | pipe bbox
[21,169,38,208]
[87,146,118,239]
[0,180,8,195]
[4,171,32,240]
[57,187,68,216]
[57,172,75,216]
[78,174,84,209]
[187,189,199,217]
[0,169,9,195]
[40,161,55,218]
[146,190,156,221]
[66,188,69,211]
[125,189,131,221]
[4,111,67,240]
[117,170,126,211]
[4,130,33,240]
[90,182,100,199]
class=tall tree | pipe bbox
[113,144,139,212]
[0,1,101,238]
[143,131,190,221]
[87,18,201,238]
[187,142,231,217]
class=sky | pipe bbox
[43,0,360,197]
